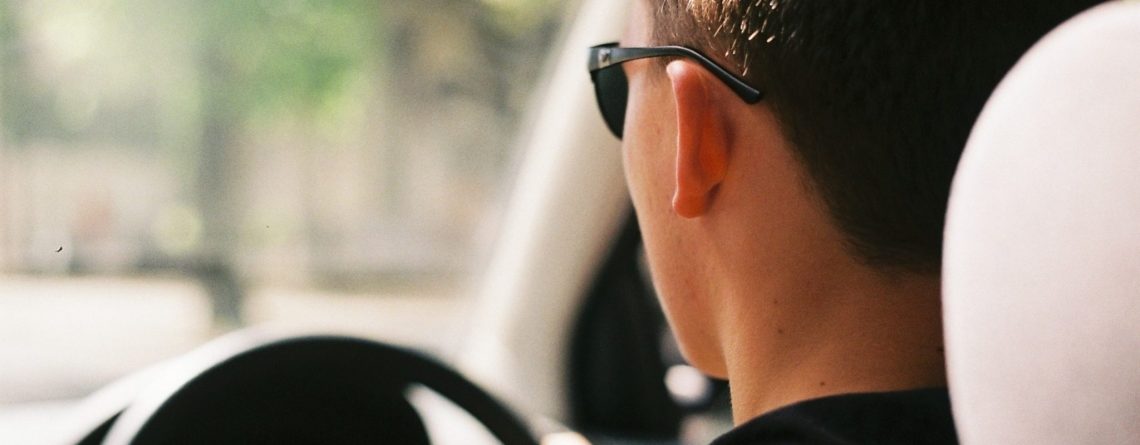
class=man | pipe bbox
[588,0,1103,443]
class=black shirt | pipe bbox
[710,388,957,445]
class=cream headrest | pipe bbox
[943,2,1140,443]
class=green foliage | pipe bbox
[482,0,565,36]
[196,0,384,123]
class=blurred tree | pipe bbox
[189,0,387,325]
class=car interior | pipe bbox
[1,0,1137,444]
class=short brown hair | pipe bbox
[651,0,1103,272]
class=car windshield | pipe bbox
[0,0,580,407]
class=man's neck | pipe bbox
[717,260,947,425]
[687,125,947,424]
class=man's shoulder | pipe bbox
[711,388,958,445]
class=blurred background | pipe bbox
[0,0,580,408]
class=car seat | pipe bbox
[942,2,1140,443]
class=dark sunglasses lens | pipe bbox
[593,65,628,138]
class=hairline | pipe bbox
[639,0,943,274]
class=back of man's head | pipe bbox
[651,0,1105,272]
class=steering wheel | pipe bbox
[70,332,538,445]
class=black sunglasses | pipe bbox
[587,42,763,139]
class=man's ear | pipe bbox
[667,60,730,219]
